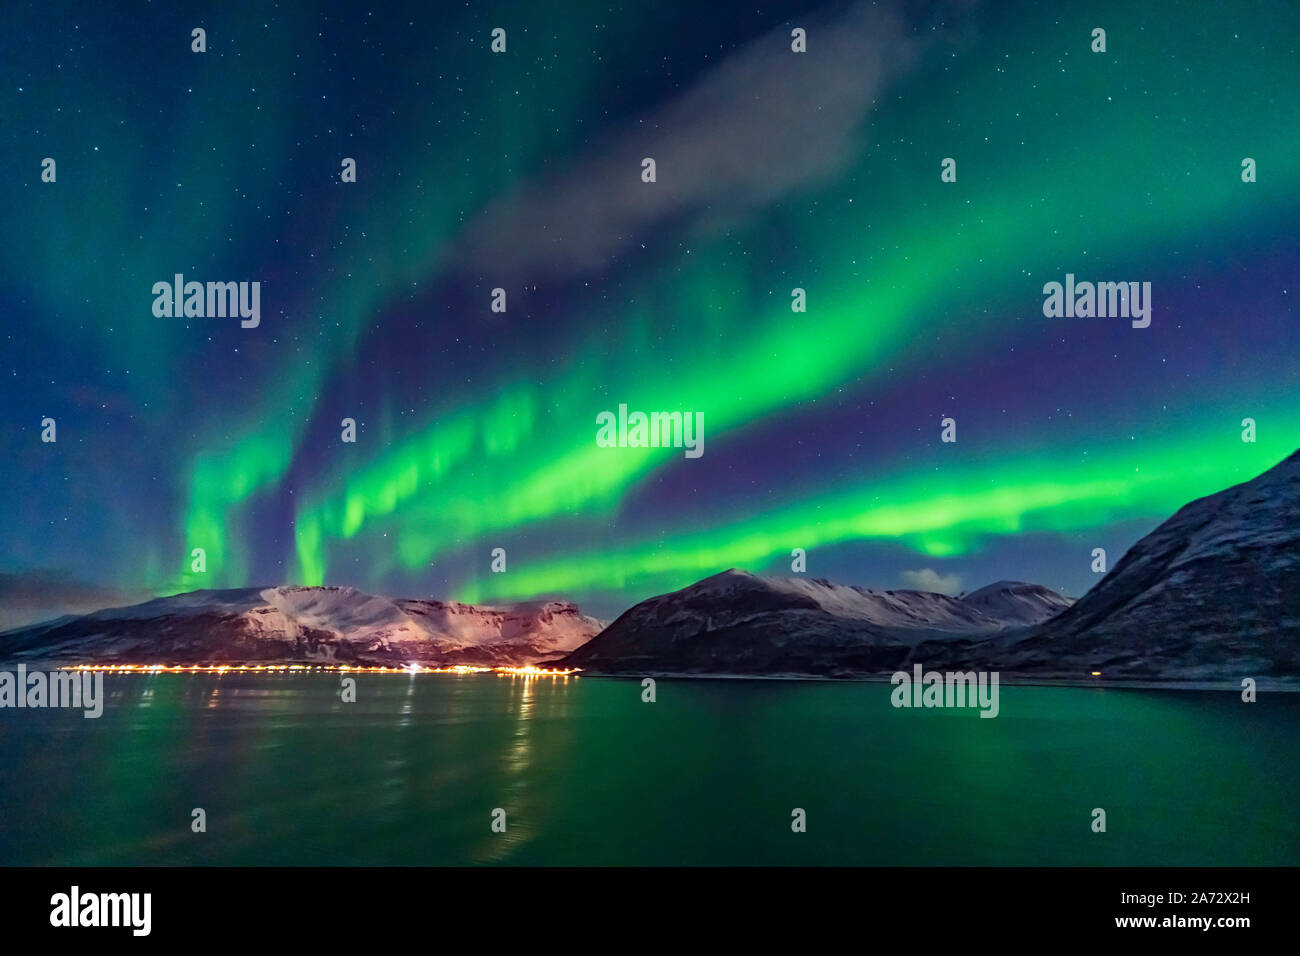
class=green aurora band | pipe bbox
[454,423,1300,604]
[155,1,1299,602]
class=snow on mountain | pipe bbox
[11,448,1294,680]
[0,585,606,666]
[958,581,1074,626]
[568,450,1300,680]
[562,569,1070,675]
[941,447,1300,679]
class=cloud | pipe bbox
[900,568,964,595]
[454,1,927,281]
[0,571,150,632]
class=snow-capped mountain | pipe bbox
[938,447,1300,679]
[0,585,606,666]
[561,569,1070,675]
[566,448,1300,680]
[958,580,1074,626]
[9,450,1294,680]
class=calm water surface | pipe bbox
[1,673,1295,865]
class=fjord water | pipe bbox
[1,674,1296,865]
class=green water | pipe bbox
[0,674,1295,865]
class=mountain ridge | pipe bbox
[565,449,1300,679]
[8,449,1297,680]
[0,585,606,667]
[561,569,1070,675]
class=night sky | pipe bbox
[2,0,1297,626]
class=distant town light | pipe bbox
[60,662,580,677]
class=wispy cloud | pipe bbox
[900,568,964,595]
[455,1,926,281]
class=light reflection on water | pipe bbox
[0,673,1296,866]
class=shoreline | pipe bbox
[2,659,1295,691]
[564,671,1300,691]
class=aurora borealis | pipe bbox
[2,0,1297,623]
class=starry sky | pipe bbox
[2,0,1297,626]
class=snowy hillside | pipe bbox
[563,569,1070,675]
[1,585,606,666]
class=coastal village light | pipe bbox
[61,663,580,677]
